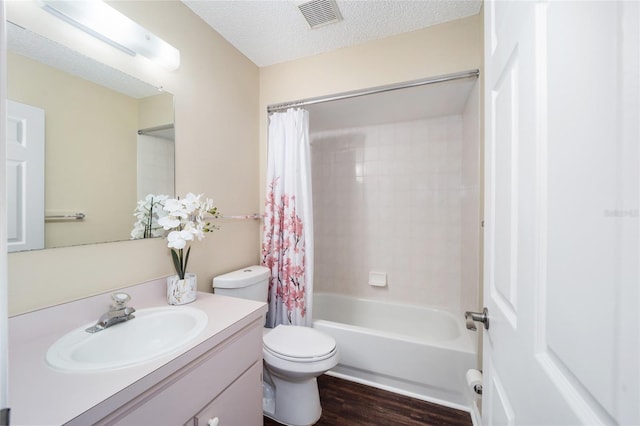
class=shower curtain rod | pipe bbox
[267,69,479,114]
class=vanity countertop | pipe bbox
[8,278,266,425]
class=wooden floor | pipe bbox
[263,374,473,426]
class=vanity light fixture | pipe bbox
[39,0,180,71]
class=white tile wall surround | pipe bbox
[312,94,480,315]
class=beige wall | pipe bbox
[8,1,260,315]
[7,4,481,316]
[138,93,174,129]
[259,14,483,204]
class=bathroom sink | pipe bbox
[46,306,208,372]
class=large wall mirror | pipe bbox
[6,15,175,252]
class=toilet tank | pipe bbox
[212,265,270,303]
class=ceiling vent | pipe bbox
[297,0,343,29]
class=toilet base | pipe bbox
[264,367,322,426]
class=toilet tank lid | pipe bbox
[212,265,270,289]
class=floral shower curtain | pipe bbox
[262,108,313,327]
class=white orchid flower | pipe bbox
[132,193,220,278]
[182,192,201,210]
[131,194,172,240]
[167,229,195,249]
[130,224,146,239]
[167,232,185,249]
[184,192,199,200]
[186,223,205,240]
[158,215,181,230]
[164,198,190,217]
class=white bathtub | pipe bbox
[312,293,477,409]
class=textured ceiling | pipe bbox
[182,0,483,67]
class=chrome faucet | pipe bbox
[85,292,136,333]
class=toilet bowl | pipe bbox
[263,325,338,425]
[213,266,339,426]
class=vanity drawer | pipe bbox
[95,321,262,425]
[194,360,262,426]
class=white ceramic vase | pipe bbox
[167,273,197,305]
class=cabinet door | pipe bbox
[195,361,262,426]
[91,323,262,426]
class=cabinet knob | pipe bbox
[208,417,219,426]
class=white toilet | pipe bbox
[213,266,338,426]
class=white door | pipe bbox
[483,1,639,425]
[7,100,45,252]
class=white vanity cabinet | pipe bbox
[87,321,263,426]
[8,283,267,426]
[192,361,262,426]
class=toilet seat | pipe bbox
[263,325,337,363]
